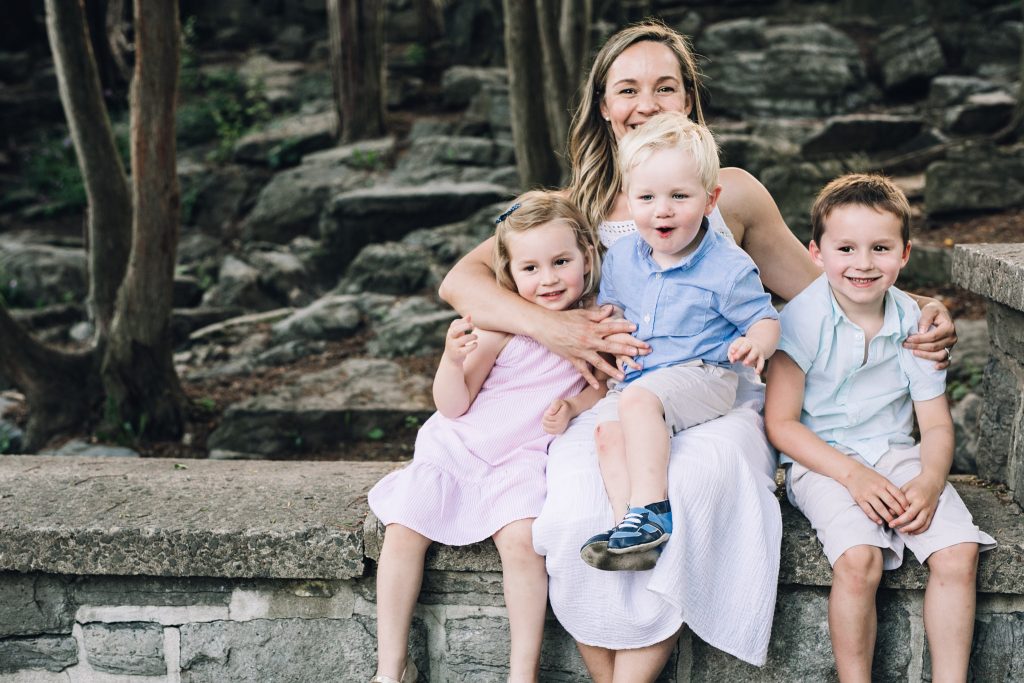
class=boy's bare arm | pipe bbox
[890,395,954,534]
[765,353,909,524]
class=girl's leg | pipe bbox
[595,421,629,520]
[493,518,548,682]
[609,629,680,683]
[829,545,883,683]
[923,542,979,682]
[375,524,432,679]
[617,386,669,507]
[577,643,615,683]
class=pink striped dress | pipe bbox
[368,335,585,545]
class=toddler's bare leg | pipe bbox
[375,524,432,679]
[618,385,669,507]
[493,518,547,682]
[595,420,629,520]
[830,545,883,683]
[924,542,979,682]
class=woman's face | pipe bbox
[599,41,692,142]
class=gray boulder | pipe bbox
[944,90,1016,135]
[179,162,257,232]
[700,20,873,117]
[247,248,314,306]
[200,255,281,311]
[925,142,1024,216]
[800,114,925,158]
[367,296,454,358]
[341,242,435,296]
[927,75,1000,110]
[0,242,86,309]
[233,111,337,167]
[393,136,516,184]
[441,66,508,109]
[951,392,982,474]
[759,160,850,243]
[875,21,946,91]
[270,294,364,342]
[716,132,797,178]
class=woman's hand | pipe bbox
[533,305,650,389]
[903,299,957,370]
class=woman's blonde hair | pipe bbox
[493,190,601,303]
[568,21,706,230]
[618,112,719,193]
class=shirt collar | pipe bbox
[826,280,903,339]
[633,216,715,272]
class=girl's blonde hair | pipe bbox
[568,20,706,230]
[618,112,720,193]
[493,190,601,303]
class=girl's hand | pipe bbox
[903,300,957,370]
[728,336,768,374]
[534,305,650,389]
[842,462,909,526]
[443,316,478,365]
[890,473,945,534]
[615,353,642,373]
[542,399,572,435]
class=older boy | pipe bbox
[765,174,995,681]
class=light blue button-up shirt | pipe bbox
[597,225,777,385]
[777,274,946,466]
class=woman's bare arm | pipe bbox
[439,237,645,387]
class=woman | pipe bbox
[439,21,956,680]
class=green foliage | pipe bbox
[366,427,385,440]
[99,396,150,448]
[348,148,384,171]
[404,43,427,68]
[404,415,420,429]
[194,396,217,413]
[178,15,270,160]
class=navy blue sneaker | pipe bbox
[607,500,672,554]
[580,530,662,571]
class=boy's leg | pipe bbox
[617,384,670,507]
[493,518,548,682]
[594,419,629,521]
[830,545,884,683]
[375,524,432,679]
[923,542,979,682]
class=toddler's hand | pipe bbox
[614,353,642,373]
[542,399,572,435]
[890,473,945,534]
[443,316,478,365]
[728,336,768,374]
[843,462,909,526]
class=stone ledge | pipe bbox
[2,457,1021,594]
[0,456,398,580]
[952,243,1024,312]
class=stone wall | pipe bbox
[1,457,1022,681]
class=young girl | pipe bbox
[367,191,605,683]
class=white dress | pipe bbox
[532,206,782,665]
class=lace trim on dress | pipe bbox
[597,206,734,249]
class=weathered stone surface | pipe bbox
[341,242,435,296]
[270,294,362,342]
[927,75,999,110]
[180,163,257,232]
[441,66,507,109]
[945,90,1016,135]
[72,576,233,608]
[987,301,1024,363]
[952,392,983,474]
[875,21,946,90]
[0,635,78,673]
[700,20,872,117]
[179,616,387,682]
[0,573,73,637]
[965,612,1024,681]
[977,357,1018,484]
[0,457,399,580]
[872,591,914,682]
[366,296,454,357]
[393,136,516,185]
[953,244,1024,313]
[0,242,86,309]
[207,359,433,456]
[201,255,282,311]
[38,439,139,458]
[716,133,796,178]
[898,244,951,288]
[319,181,512,268]
[228,580,355,620]
[801,114,924,157]
[233,111,337,167]
[760,160,848,242]
[81,622,166,676]
[245,248,314,306]
[926,145,1024,215]
[420,570,506,607]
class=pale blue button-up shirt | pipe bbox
[597,224,777,385]
[777,274,946,466]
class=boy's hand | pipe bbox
[842,462,909,526]
[890,473,945,534]
[728,336,768,374]
[542,399,572,435]
[443,316,478,365]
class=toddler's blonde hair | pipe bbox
[617,111,720,193]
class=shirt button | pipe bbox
[644,314,651,323]
[655,273,662,279]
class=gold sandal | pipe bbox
[369,659,418,683]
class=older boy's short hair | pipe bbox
[617,111,719,193]
[811,174,911,245]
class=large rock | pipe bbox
[270,294,364,342]
[875,21,946,91]
[441,65,508,109]
[341,242,435,295]
[319,181,512,268]
[179,162,260,232]
[233,111,337,167]
[759,160,849,243]
[207,359,433,456]
[927,75,1000,110]
[366,296,454,358]
[392,135,516,184]
[925,143,1024,215]
[0,635,78,673]
[201,255,283,311]
[716,132,797,178]
[699,20,873,117]
[0,573,73,637]
[944,90,1016,135]
[0,242,86,309]
[800,114,924,157]
[82,622,166,676]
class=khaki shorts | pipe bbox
[786,444,997,570]
[595,362,738,435]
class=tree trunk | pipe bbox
[559,0,591,95]
[0,308,97,452]
[328,0,385,143]
[101,0,185,440]
[534,0,571,175]
[45,0,132,340]
[502,0,562,189]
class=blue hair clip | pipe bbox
[495,203,521,224]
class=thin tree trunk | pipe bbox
[105,0,132,83]
[0,307,96,451]
[328,0,385,143]
[101,0,184,439]
[534,0,571,176]
[503,0,562,188]
[45,0,132,341]
[560,0,591,98]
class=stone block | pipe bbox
[228,580,355,620]
[927,148,1024,216]
[71,575,233,608]
[987,302,1024,365]
[0,635,78,673]
[420,571,506,607]
[962,612,1024,681]
[0,573,73,637]
[801,114,924,157]
[953,244,1024,313]
[873,591,915,682]
[876,21,946,90]
[81,622,166,676]
[976,357,1017,483]
[342,242,435,296]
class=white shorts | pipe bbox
[787,444,997,570]
[595,362,738,435]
